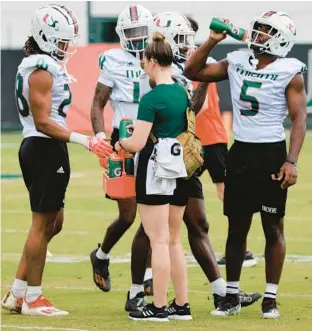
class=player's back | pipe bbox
[227,50,306,143]
[97,48,142,128]
[17,54,71,138]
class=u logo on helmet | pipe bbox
[263,11,277,18]
[288,23,296,35]
[43,14,59,31]
[155,18,172,27]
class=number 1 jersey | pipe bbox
[227,50,306,143]
[16,54,70,138]
[97,49,142,129]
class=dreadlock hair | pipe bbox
[186,16,199,33]
[23,36,49,57]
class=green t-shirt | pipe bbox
[137,83,188,138]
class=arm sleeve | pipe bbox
[137,94,156,123]
[97,53,115,88]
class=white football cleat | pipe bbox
[262,308,280,319]
[211,294,241,317]
[1,290,23,313]
[22,295,69,316]
[262,299,280,319]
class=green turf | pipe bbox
[1,132,312,331]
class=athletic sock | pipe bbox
[26,286,42,303]
[96,247,110,260]
[264,283,278,300]
[129,284,144,300]
[226,281,239,294]
[143,268,152,282]
[11,279,27,298]
[211,277,227,297]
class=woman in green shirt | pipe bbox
[115,32,191,322]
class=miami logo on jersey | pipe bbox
[126,69,141,79]
[236,66,278,81]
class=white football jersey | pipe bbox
[16,54,71,138]
[227,50,307,143]
[98,49,142,128]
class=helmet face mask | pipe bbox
[247,11,296,58]
[31,4,79,63]
[249,22,278,55]
[116,5,152,54]
[150,12,196,63]
[121,25,149,52]
[173,32,196,62]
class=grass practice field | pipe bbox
[1,132,312,331]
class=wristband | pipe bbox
[96,132,106,139]
[285,158,297,166]
[69,132,89,148]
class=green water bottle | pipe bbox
[125,153,134,175]
[119,117,133,139]
[108,153,123,178]
[209,17,248,42]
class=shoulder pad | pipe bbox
[283,58,307,75]
[98,48,134,70]
[227,50,249,65]
[22,54,60,76]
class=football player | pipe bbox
[1,4,112,316]
[184,10,307,319]
[89,4,153,293]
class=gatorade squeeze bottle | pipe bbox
[119,117,133,139]
[108,153,123,178]
[124,153,134,175]
[209,18,248,42]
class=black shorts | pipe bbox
[136,140,194,206]
[19,137,70,212]
[198,143,228,183]
[224,140,287,217]
[111,127,120,151]
[186,174,204,200]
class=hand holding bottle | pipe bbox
[209,17,247,42]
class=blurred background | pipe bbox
[1,1,312,133]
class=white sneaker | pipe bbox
[211,295,241,317]
[262,299,280,319]
[263,308,280,319]
[22,295,69,316]
[1,290,23,313]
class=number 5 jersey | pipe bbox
[16,54,71,138]
[227,50,306,143]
